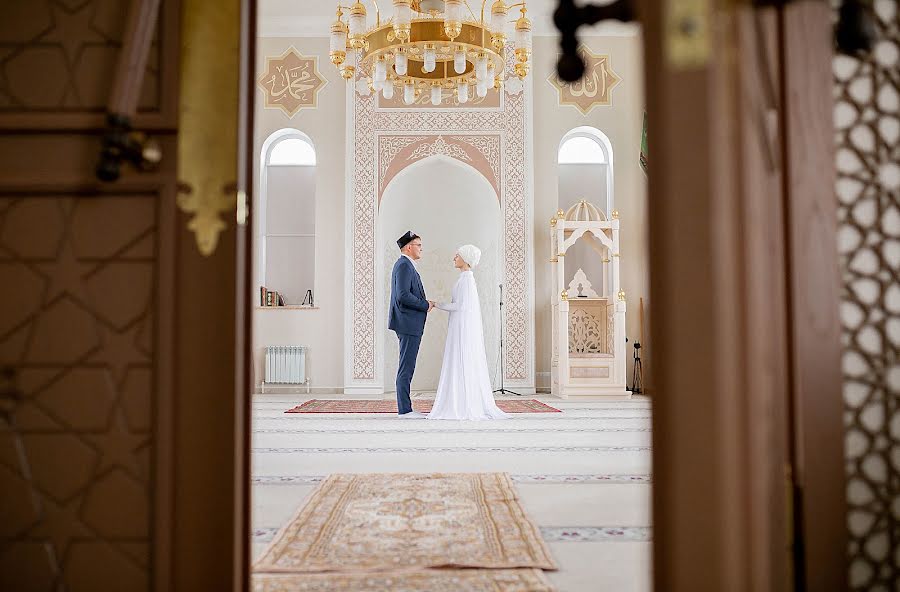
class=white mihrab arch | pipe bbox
[379,156,502,392]
[344,71,535,395]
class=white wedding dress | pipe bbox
[427,270,509,420]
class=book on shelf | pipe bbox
[260,286,285,307]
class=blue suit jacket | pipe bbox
[388,256,429,336]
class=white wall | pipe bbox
[253,37,346,390]
[532,34,648,387]
[263,165,315,304]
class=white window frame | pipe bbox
[557,126,615,214]
[258,129,317,297]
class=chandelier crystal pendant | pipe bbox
[329,0,532,106]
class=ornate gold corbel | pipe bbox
[177,0,239,256]
[617,289,626,301]
[561,289,569,301]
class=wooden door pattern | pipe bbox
[0,1,179,590]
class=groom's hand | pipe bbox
[427,300,435,312]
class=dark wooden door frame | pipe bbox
[231,1,846,590]
[642,0,845,590]
[235,0,256,589]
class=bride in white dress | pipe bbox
[427,244,509,420]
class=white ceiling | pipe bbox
[258,0,639,38]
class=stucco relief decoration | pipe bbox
[407,136,471,163]
[377,86,501,109]
[257,47,326,118]
[569,308,606,354]
[351,63,530,383]
[548,47,621,114]
[378,135,502,204]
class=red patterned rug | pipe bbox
[285,399,561,414]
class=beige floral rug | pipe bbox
[252,569,555,591]
[253,472,557,573]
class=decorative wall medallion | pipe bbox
[548,47,621,114]
[257,47,326,118]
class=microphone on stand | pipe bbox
[493,281,522,397]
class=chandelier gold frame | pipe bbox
[329,0,532,104]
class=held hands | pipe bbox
[427,300,435,312]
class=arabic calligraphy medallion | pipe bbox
[257,47,326,118]
[548,47,621,115]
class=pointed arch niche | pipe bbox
[344,87,534,395]
[378,155,502,393]
[258,129,316,303]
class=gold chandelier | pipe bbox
[329,0,532,106]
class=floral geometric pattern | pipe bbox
[0,196,157,591]
[0,0,164,114]
[252,569,555,592]
[253,473,557,572]
[834,1,900,589]
[569,308,608,354]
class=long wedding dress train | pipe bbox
[427,270,509,420]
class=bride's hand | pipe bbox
[427,300,435,312]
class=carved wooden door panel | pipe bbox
[0,1,247,590]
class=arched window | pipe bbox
[558,136,607,164]
[268,137,317,166]
[557,127,614,213]
[258,130,316,305]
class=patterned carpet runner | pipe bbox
[285,399,561,414]
[252,569,554,591]
[253,473,558,590]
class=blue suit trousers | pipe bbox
[396,333,422,415]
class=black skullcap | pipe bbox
[397,231,419,249]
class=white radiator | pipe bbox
[264,346,308,385]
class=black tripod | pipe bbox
[631,341,643,394]
[493,283,523,397]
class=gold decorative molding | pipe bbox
[548,46,621,114]
[177,0,239,256]
[617,289,626,301]
[561,289,569,301]
[258,47,327,118]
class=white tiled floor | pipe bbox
[251,394,653,592]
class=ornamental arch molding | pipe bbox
[378,136,501,207]
[344,84,534,393]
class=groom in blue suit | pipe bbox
[389,231,434,417]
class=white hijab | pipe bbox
[457,244,481,268]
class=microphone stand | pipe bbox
[493,283,523,397]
